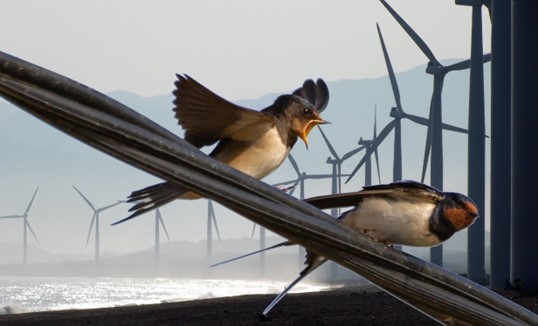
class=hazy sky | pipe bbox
[0,1,492,258]
[1,1,490,99]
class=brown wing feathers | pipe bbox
[173,74,274,147]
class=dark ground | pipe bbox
[0,287,536,325]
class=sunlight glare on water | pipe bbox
[0,276,330,313]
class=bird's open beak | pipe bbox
[300,119,330,148]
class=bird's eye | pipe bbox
[302,108,311,115]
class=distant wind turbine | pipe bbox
[317,126,361,216]
[346,108,382,186]
[206,200,221,265]
[154,208,171,266]
[354,24,470,183]
[379,0,491,266]
[286,153,337,199]
[0,187,40,264]
[73,186,122,263]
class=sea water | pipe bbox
[0,276,330,314]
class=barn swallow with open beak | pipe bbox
[114,75,330,224]
[212,180,479,317]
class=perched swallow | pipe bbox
[213,180,479,316]
[115,75,330,224]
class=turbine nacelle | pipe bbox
[389,106,404,119]
[425,62,445,75]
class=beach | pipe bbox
[1,286,536,325]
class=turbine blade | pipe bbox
[379,0,438,64]
[0,215,23,219]
[317,126,340,160]
[374,148,381,185]
[251,223,257,238]
[374,104,378,140]
[23,187,39,216]
[210,241,291,268]
[26,220,40,245]
[373,107,381,184]
[287,154,301,176]
[85,214,96,248]
[377,23,402,110]
[98,201,122,212]
[441,122,469,134]
[406,113,469,135]
[73,185,96,211]
[211,208,221,241]
[421,137,431,184]
[157,209,171,241]
[445,53,491,72]
[404,113,429,126]
[345,120,396,184]
[341,145,366,161]
[421,102,434,183]
[304,174,336,180]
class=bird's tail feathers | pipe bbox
[112,182,181,225]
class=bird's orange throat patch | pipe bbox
[444,207,478,231]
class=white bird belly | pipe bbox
[341,198,441,247]
[224,128,289,179]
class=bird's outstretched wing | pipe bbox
[305,180,443,210]
[174,74,275,148]
[292,78,329,113]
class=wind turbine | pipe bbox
[346,107,382,187]
[154,208,171,267]
[0,187,40,264]
[379,0,491,266]
[73,186,122,263]
[206,200,221,265]
[318,127,364,216]
[347,24,469,184]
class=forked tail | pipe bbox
[113,182,182,225]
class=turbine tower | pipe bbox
[456,0,488,283]
[154,208,171,267]
[380,0,491,266]
[0,187,40,264]
[206,200,221,265]
[73,186,122,263]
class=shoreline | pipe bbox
[1,286,535,325]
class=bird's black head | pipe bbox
[269,94,329,148]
